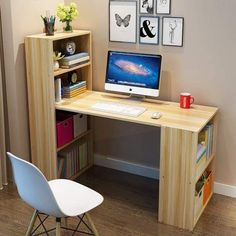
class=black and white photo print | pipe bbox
[140,0,154,14]
[109,0,137,43]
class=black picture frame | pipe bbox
[162,17,184,47]
[156,0,171,15]
[139,16,160,45]
[109,0,137,43]
[139,0,154,15]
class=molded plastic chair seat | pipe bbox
[49,179,103,217]
[7,152,103,236]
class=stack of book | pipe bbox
[63,80,86,98]
[60,52,89,69]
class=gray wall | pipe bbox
[70,0,236,185]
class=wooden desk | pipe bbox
[56,90,218,230]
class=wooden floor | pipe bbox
[1,166,236,235]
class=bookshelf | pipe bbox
[25,30,93,180]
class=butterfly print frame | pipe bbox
[109,0,137,43]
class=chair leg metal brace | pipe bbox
[25,211,99,236]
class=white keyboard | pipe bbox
[91,102,146,117]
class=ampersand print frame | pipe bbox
[139,16,160,45]
[162,17,184,47]
[109,0,137,43]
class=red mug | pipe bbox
[180,93,194,109]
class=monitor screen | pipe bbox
[105,51,162,97]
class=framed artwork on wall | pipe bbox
[156,0,171,15]
[109,0,137,43]
[162,17,184,47]
[139,16,159,44]
[139,0,154,14]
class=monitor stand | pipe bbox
[128,94,146,101]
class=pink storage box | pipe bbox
[56,112,74,148]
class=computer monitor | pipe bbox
[105,51,162,97]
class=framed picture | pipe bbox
[109,0,137,43]
[139,0,154,14]
[139,16,159,45]
[162,17,184,47]
[156,0,171,15]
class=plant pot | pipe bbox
[54,61,60,71]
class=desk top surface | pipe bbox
[55,91,218,132]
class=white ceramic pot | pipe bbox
[54,61,59,71]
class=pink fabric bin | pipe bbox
[56,113,74,148]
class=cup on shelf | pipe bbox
[180,92,194,109]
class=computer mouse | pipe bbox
[151,112,162,119]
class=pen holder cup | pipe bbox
[44,22,55,36]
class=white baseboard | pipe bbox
[214,182,236,198]
[94,154,159,179]
[94,154,236,198]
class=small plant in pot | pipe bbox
[53,51,64,71]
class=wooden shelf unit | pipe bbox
[25,30,93,180]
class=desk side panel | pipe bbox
[25,37,57,180]
[159,127,198,230]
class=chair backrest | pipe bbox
[7,152,64,217]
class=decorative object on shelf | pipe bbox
[68,71,78,84]
[109,0,137,43]
[156,0,171,15]
[139,16,160,45]
[140,0,154,14]
[162,17,184,47]
[41,10,56,36]
[56,2,78,32]
[61,40,76,56]
[53,51,65,71]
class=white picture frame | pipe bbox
[156,0,171,15]
[109,0,137,43]
[139,16,159,45]
[139,0,154,15]
[162,17,184,47]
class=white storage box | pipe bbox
[73,113,87,137]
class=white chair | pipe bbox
[7,152,103,236]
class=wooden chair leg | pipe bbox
[25,210,37,236]
[56,218,61,236]
[85,213,99,236]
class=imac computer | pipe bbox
[105,51,162,98]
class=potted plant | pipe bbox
[53,51,64,71]
[56,2,78,32]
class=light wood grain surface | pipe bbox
[56,90,218,132]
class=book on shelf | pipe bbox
[63,88,86,98]
[198,123,214,159]
[58,140,88,178]
[60,52,90,68]
[197,144,207,163]
[63,81,86,91]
